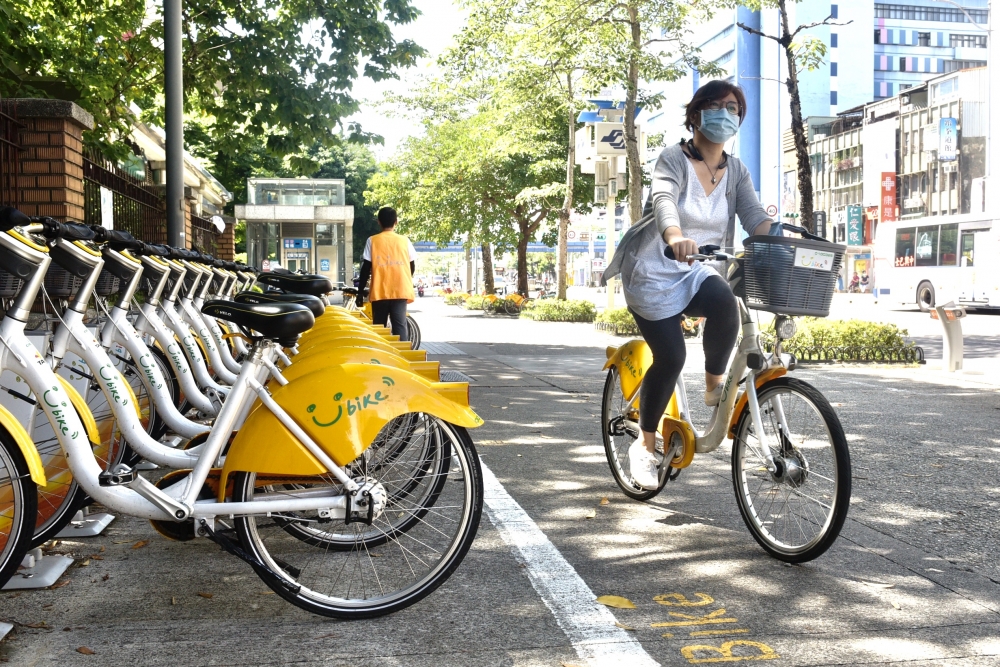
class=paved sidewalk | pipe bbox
[2,297,998,666]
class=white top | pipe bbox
[621,160,729,321]
[363,234,418,263]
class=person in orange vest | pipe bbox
[356,207,418,340]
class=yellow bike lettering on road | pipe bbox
[654,592,715,607]
[681,640,779,664]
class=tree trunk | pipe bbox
[558,72,574,300]
[516,230,529,296]
[779,0,814,232]
[480,242,495,294]
[624,1,643,226]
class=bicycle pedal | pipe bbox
[99,464,136,487]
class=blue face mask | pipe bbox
[699,109,740,144]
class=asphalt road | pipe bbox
[2,297,998,666]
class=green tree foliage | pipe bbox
[0,0,422,182]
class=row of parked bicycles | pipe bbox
[0,207,483,618]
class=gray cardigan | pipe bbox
[602,144,770,285]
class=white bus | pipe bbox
[873,213,1000,311]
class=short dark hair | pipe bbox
[684,80,747,133]
[377,207,397,228]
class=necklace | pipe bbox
[682,139,726,184]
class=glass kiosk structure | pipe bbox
[236,178,354,284]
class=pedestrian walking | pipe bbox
[356,207,418,340]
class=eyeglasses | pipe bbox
[705,101,741,116]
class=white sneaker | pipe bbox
[628,438,660,490]
[704,385,723,407]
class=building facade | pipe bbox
[235,178,354,283]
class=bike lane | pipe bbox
[428,307,1000,666]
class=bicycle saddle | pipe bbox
[255,272,333,297]
[341,287,358,296]
[201,300,315,344]
[233,291,326,318]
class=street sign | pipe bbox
[813,211,827,239]
[579,232,590,242]
[283,238,312,249]
[262,259,271,271]
[938,117,957,161]
[765,204,778,217]
[592,258,605,270]
[320,258,330,271]
[568,230,576,240]
[596,232,606,242]
[847,206,863,246]
[595,122,626,156]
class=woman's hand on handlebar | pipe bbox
[664,228,699,265]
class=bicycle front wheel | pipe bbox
[601,368,665,501]
[0,428,38,588]
[233,414,482,619]
[732,377,851,563]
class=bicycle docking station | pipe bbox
[56,505,116,538]
[930,302,966,372]
[1,547,74,591]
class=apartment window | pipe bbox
[944,59,987,72]
[874,4,989,23]
[932,77,959,99]
[874,29,881,44]
[903,132,909,156]
[950,34,987,48]
[918,32,931,46]
[899,56,907,71]
[932,168,939,192]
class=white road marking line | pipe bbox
[480,461,660,667]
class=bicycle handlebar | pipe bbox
[663,243,733,262]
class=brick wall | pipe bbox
[216,218,235,261]
[15,100,93,222]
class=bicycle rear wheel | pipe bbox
[732,377,851,563]
[406,315,421,350]
[233,415,482,618]
[0,428,38,588]
[601,368,668,501]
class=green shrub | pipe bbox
[763,318,914,350]
[444,293,466,306]
[519,299,596,322]
[463,295,487,310]
[595,307,639,335]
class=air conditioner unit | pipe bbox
[942,162,958,173]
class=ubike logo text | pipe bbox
[307,389,389,427]
[99,364,128,406]
[42,385,79,440]
[166,342,189,373]
[137,353,164,390]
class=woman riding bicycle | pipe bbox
[602,80,774,490]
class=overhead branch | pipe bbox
[791,16,853,40]
[736,21,781,43]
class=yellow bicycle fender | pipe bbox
[298,330,413,356]
[603,339,653,402]
[219,363,482,497]
[0,404,45,485]
[57,375,100,445]
[280,348,439,383]
[727,369,788,439]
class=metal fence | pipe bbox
[83,150,167,244]
[190,214,219,256]
[0,98,20,207]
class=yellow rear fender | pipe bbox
[281,348,438,383]
[219,363,481,497]
[296,331,407,356]
[0,403,45,485]
[603,339,653,402]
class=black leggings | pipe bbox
[630,275,739,432]
[371,299,409,341]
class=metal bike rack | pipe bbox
[55,505,116,538]
[931,302,967,372]
[1,548,74,591]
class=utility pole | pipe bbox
[164,0,185,248]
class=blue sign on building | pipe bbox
[320,258,330,271]
[283,238,312,249]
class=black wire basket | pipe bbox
[43,264,84,298]
[0,269,23,298]
[742,235,846,317]
[94,269,121,297]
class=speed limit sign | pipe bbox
[766,204,778,217]
[568,230,576,240]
